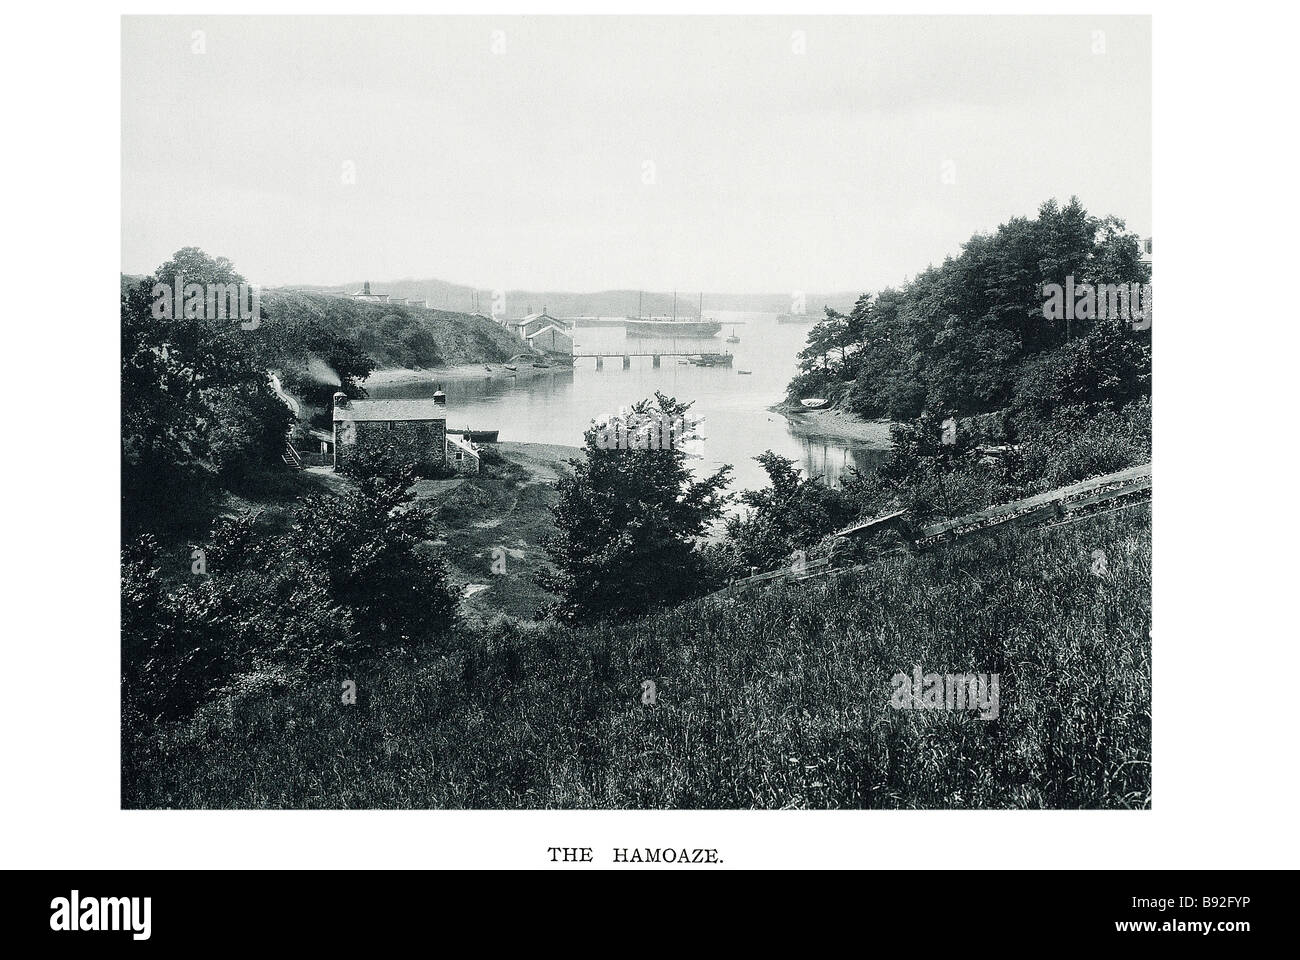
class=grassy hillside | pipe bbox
[411,443,578,624]
[258,289,524,371]
[123,505,1150,809]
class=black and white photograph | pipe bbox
[5,0,1300,911]
[119,14,1152,810]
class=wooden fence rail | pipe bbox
[707,463,1151,602]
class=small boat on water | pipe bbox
[800,398,829,409]
[503,364,517,372]
[737,369,753,375]
[776,313,813,324]
[484,365,492,372]
[691,353,733,367]
[725,324,740,343]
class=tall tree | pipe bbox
[121,249,292,533]
[724,451,856,569]
[541,393,732,624]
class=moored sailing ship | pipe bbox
[625,316,722,337]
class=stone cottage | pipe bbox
[332,389,479,474]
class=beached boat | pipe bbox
[447,428,499,442]
[800,398,829,409]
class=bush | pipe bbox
[122,475,458,724]
[725,451,857,569]
[1013,399,1151,490]
[1008,327,1151,437]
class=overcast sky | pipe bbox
[121,15,1150,294]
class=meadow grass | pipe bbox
[123,506,1150,809]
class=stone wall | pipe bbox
[335,419,447,473]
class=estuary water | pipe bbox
[367,311,888,493]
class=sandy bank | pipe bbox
[773,403,894,446]
[364,361,571,389]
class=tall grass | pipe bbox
[123,507,1150,809]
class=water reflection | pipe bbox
[369,312,890,494]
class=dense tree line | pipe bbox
[788,198,1150,425]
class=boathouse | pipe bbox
[507,309,571,341]
[526,323,574,355]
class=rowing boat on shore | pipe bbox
[446,429,499,442]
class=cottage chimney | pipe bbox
[333,391,349,410]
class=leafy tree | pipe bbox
[783,197,1150,426]
[121,249,294,532]
[541,393,732,623]
[1008,326,1151,436]
[290,471,460,644]
[124,473,461,721]
[205,381,294,483]
[323,336,376,398]
[724,451,856,569]
[924,318,1019,415]
[797,310,851,374]
[122,521,357,723]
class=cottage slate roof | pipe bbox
[512,312,572,329]
[333,398,447,422]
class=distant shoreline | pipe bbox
[365,361,567,388]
